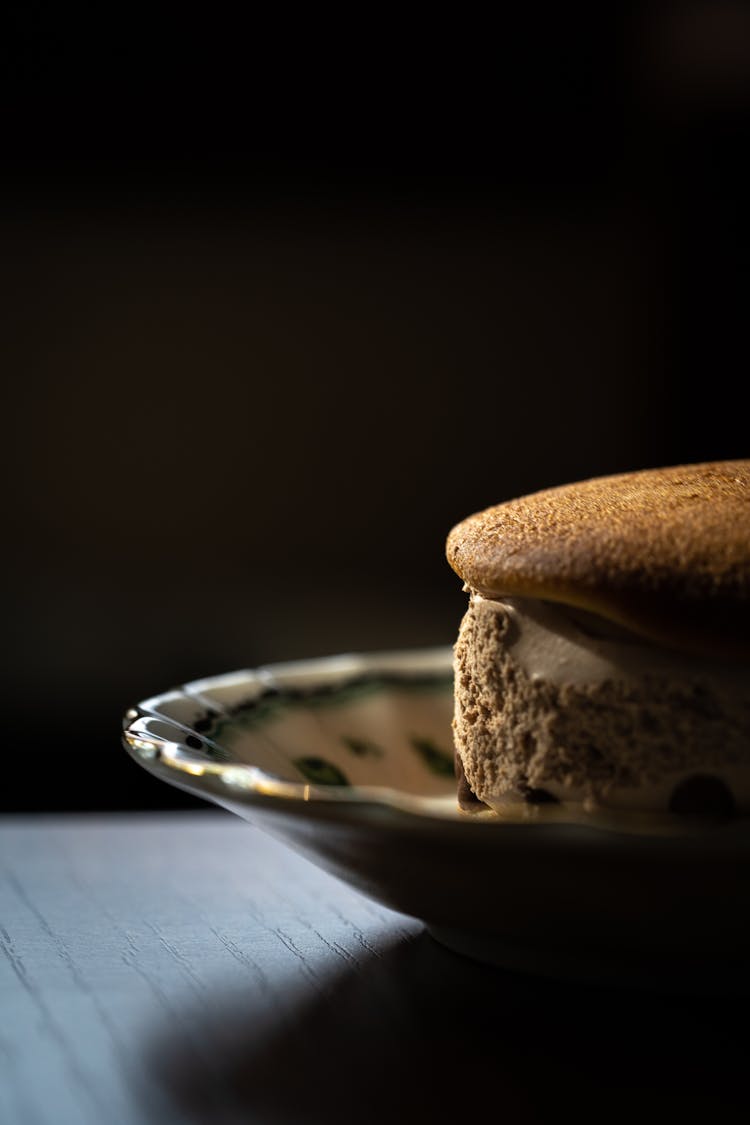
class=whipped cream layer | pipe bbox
[474,593,750,694]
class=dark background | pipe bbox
[2,5,747,810]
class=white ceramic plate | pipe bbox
[123,647,750,993]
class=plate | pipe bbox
[123,647,750,993]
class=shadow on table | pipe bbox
[144,929,747,1124]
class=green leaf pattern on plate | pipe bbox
[409,736,455,777]
[293,757,350,786]
[341,735,385,758]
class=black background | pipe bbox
[2,4,748,810]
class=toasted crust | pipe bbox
[446,460,750,659]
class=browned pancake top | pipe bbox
[446,460,750,658]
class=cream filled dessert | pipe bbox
[446,461,750,822]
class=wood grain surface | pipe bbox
[1,812,747,1124]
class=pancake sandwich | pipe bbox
[446,460,750,822]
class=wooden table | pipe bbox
[1,812,746,1124]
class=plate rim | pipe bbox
[123,645,464,821]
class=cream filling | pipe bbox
[471,593,750,693]
[469,593,750,817]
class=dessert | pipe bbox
[446,461,750,821]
